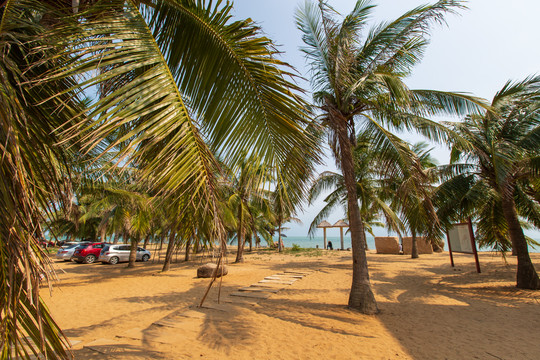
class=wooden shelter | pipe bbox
[333,220,349,250]
[316,220,332,250]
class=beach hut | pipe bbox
[317,220,332,249]
[333,220,349,250]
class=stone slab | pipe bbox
[239,286,280,293]
[198,303,237,312]
[264,276,298,281]
[230,291,271,299]
[259,279,295,285]
[278,274,303,278]
[250,283,287,289]
[283,271,312,275]
[222,297,260,306]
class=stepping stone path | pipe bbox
[229,270,313,303]
[81,269,315,356]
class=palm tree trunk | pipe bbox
[143,234,150,249]
[159,235,164,250]
[235,203,245,263]
[277,221,283,252]
[248,235,252,252]
[127,237,138,268]
[336,116,379,314]
[411,230,419,259]
[112,232,120,244]
[100,226,107,243]
[162,230,176,272]
[185,237,192,261]
[501,191,540,289]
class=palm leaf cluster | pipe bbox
[434,76,540,288]
[296,0,487,313]
[1,0,319,357]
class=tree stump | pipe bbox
[197,263,228,278]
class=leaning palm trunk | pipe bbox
[162,231,177,272]
[501,191,540,289]
[336,119,379,314]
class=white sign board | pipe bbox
[447,223,473,253]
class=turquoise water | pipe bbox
[276,235,539,252]
[278,236,371,250]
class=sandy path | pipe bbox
[42,249,540,359]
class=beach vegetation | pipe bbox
[1,0,318,357]
[435,76,540,289]
[296,0,485,313]
[383,142,441,259]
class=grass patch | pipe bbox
[283,245,324,257]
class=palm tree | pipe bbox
[437,76,540,289]
[385,142,441,258]
[223,156,269,263]
[296,0,485,313]
[308,131,402,238]
[2,0,318,356]
[1,2,87,357]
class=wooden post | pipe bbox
[323,228,327,250]
[340,227,344,250]
[468,218,481,273]
[446,230,455,267]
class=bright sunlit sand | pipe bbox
[42,249,540,359]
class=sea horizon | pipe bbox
[276,235,540,253]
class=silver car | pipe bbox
[55,243,90,261]
[98,245,151,264]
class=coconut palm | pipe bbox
[437,76,540,289]
[296,0,485,313]
[222,156,270,263]
[1,2,85,357]
[385,142,441,258]
[308,131,403,238]
[2,0,318,356]
[82,186,153,267]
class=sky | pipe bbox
[231,0,540,237]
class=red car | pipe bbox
[72,242,108,264]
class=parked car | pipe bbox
[98,245,151,264]
[55,242,90,261]
[72,242,109,264]
[39,239,55,247]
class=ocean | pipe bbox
[278,235,368,250]
[274,235,540,252]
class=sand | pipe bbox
[41,248,540,359]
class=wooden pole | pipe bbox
[340,227,344,250]
[468,218,481,273]
[446,229,455,267]
[323,228,327,250]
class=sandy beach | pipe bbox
[41,248,540,359]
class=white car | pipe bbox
[98,245,151,264]
[55,243,89,261]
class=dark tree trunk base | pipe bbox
[516,259,540,290]
[348,286,379,315]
